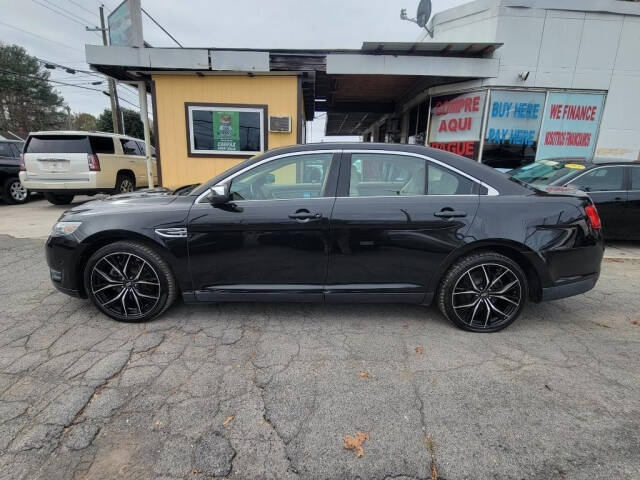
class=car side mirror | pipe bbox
[264,173,276,184]
[208,184,230,205]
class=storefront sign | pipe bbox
[428,91,486,160]
[536,92,605,160]
[108,0,143,47]
[485,90,545,147]
[212,111,240,151]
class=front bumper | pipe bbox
[46,235,87,298]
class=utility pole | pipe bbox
[98,5,121,134]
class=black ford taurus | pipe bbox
[46,144,604,332]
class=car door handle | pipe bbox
[434,210,467,218]
[288,211,323,221]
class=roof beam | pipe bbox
[315,101,395,113]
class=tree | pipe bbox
[96,108,153,142]
[72,113,97,131]
[0,43,68,132]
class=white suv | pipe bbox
[20,131,158,205]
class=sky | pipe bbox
[1,0,468,141]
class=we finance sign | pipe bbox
[536,92,605,160]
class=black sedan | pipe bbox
[510,158,640,240]
[46,144,603,332]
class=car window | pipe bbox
[25,135,90,153]
[631,167,640,191]
[120,139,140,155]
[348,153,474,196]
[229,153,333,200]
[568,167,624,192]
[136,141,146,156]
[0,142,14,158]
[89,136,115,154]
[11,143,24,157]
[510,160,581,186]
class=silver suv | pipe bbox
[20,131,157,205]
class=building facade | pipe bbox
[363,0,640,168]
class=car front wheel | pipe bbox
[2,177,29,204]
[84,241,177,322]
[437,252,527,332]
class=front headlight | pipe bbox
[51,221,82,237]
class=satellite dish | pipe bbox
[416,0,432,28]
[400,0,434,38]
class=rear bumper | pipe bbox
[20,171,105,192]
[541,272,599,301]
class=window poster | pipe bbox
[485,90,545,147]
[428,91,486,160]
[212,111,240,151]
[536,92,605,160]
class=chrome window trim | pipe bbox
[563,165,627,193]
[195,150,340,203]
[344,149,499,196]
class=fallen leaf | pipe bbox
[358,371,370,378]
[154,421,162,427]
[403,324,409,329]
[595,322,611,328]
[343,432,369,458]
[416,346,424,354]
[223,415,234,427]
[631,320,639,326]
[249,352,256,359]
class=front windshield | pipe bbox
[509,160,581,186]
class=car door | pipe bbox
[187,151,339,301]
[119,138,146,186]
[566,166,627,238]
[326,150,481,303]
[628,166,640,240]
[135,141,158,185]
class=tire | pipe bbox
[114,174,135,194]
[44,193,74,205]
[84,241,177,323]
[2,176,29,204]
[437,251,528,333]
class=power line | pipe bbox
[141,7,183,47]
[0,68,105,93]
[31,0,101,35]
[64,0,101,20]
[42,0,100,27]
[0,21,85,53]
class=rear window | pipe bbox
[0,142,16,157]
[89,136,115,154]
[510,160,582,186]
[26,135,90,154]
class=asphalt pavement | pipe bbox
[0,233,639,479]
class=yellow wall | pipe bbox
[153,74,299,189]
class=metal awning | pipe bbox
[360,41,502,56]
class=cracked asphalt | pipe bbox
[1,234,639,480]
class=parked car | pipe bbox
[509,157,640,240]
[20,131,158,205]
[0,139,29,204]
[45,143,604,332]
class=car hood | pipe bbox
[63,189,192,218]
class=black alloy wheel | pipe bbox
[2,177,29,204]
[84,241,177,322]
[438,252,527,332]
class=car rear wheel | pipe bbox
[2,177,29,204]
[437,252,527,332]
[84,241,177,323]
[44,193,74,205]
[114,174,135,194]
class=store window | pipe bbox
[536,92,605,161]
[186,104,266,156]
[428,91,486,160]
[482,90,545,170]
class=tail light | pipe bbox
[88,154,101,171]
[585,204,601,230]
[19,153,26,171]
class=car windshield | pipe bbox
[509,159,584,186]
